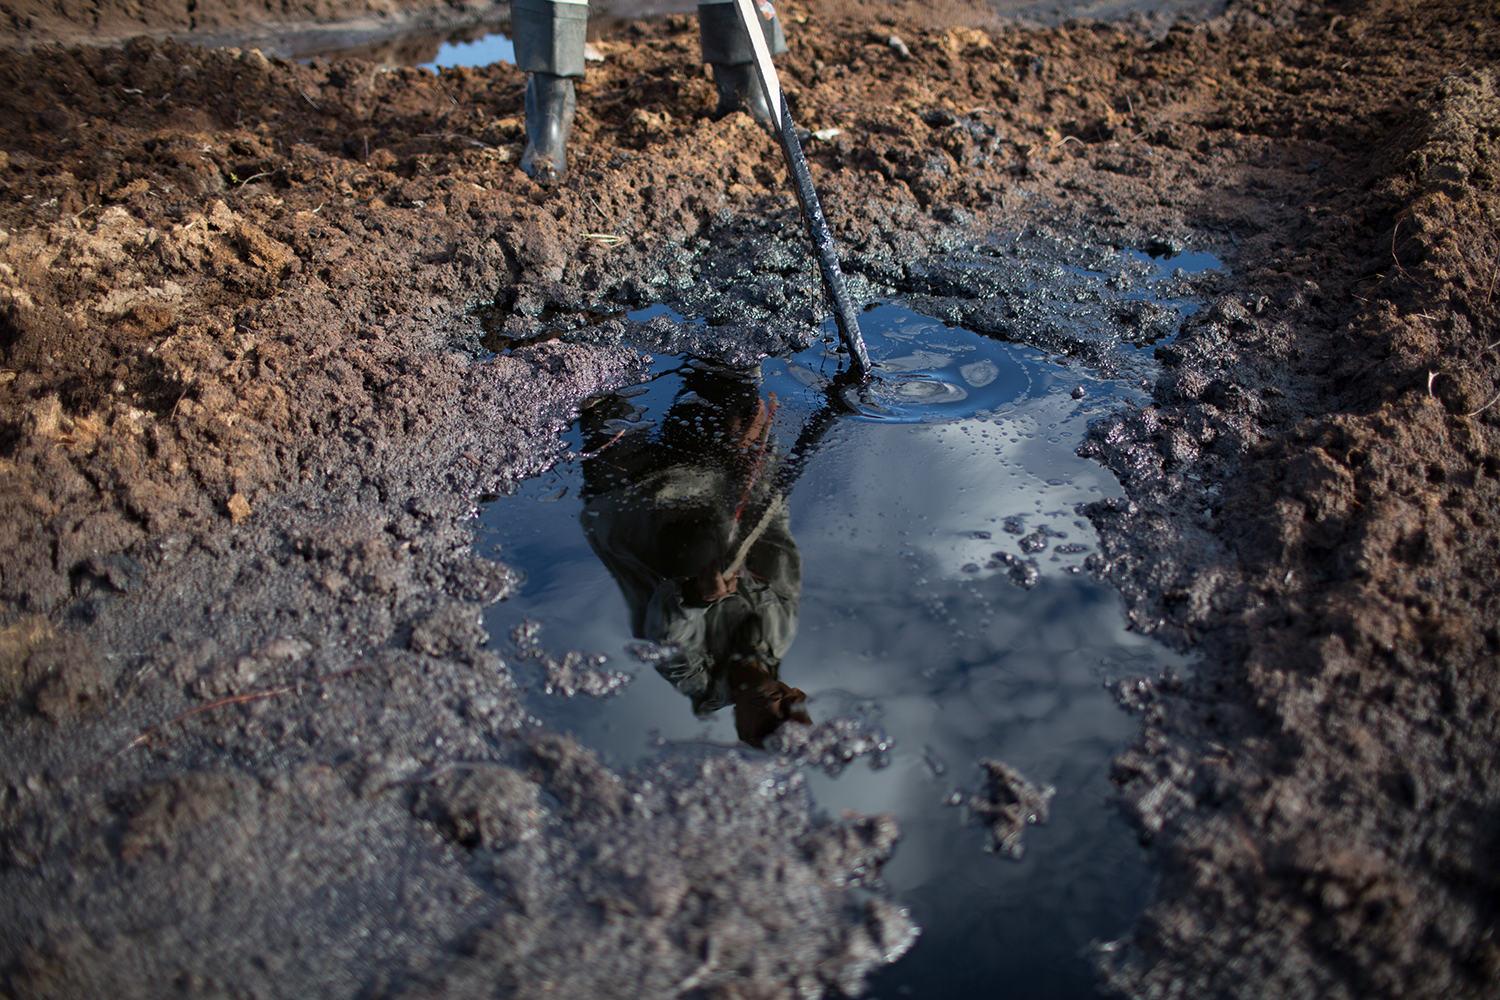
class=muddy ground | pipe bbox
[0,0,1497,996]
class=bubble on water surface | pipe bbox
[844,374,969,414]
[960,360,1000,387]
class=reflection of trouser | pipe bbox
[510,0,787,78]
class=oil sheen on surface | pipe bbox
[479,294,1193,998]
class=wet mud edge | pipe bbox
[1,0,1499,996]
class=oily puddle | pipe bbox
[475,294,1195,998]
[294,27,511,70]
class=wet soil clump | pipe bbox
[1,0,1499,996]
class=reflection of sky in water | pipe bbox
[420,33,515,71]
[1119,248,1224,318]
[1123,248,1226,277]
[479,302,1187,998]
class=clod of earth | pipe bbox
[969,758,1056,859]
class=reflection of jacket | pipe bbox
[582,460,801,714]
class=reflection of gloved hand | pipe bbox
[693,562,740,603]
[513,0,588,184]
[730,659,809,746]
[697,0,788,128]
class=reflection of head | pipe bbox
[729,659,812,748]
[660,366,766,460]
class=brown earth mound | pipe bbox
[0,0,1497,996]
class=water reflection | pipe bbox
[479,297,1192,999]
[578,364,826,745]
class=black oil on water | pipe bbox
[475,261,1211,998]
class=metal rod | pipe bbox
[731,0,872,379]
[724,379,851,575]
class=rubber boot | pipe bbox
[521,72,576,186]
[698,0,787,129]
[710,62,775,127]
[512,0,587,185]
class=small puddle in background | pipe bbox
[418,32,515,72]
[292,23,514,69]
[295,0,1225,70]
[475,241,1210,996]
[279,0,1224,67]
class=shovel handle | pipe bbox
[730,0,872,379]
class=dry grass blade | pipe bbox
[117,664,376,755]
[418,132,493,149]
[1465,390,1500,418]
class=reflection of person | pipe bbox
[579,365,810,746]
[512,0,788,184]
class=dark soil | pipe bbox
[0,0,1497,996]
